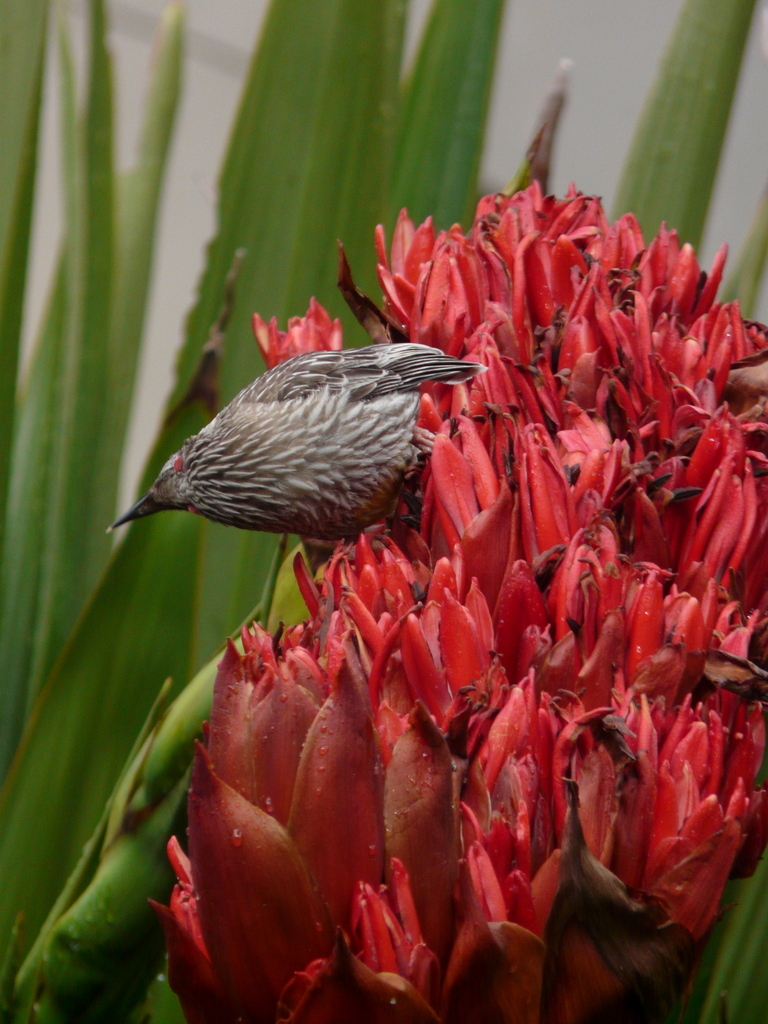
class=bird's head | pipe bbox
[108,446,193,531]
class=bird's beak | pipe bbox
[107,491,163,532]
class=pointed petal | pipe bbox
[576,609,624,710]
[431,433,480,537]
[384,702,459,966]
[401,612,452,717]
[531,850,561,936]
[207,641,258,803]
[440,590,485,693]
[189,745,333,1022]
[611,750,658,889]
[440,862,545,1024]
[285,931,439,1023]
[251,667,320,824]
[542,783,693,1024]
[649,817,742,940]
[289,636,385,926]
[152,901,239,1024]
[630,643,686,705]
[493,560,548,686]
[460,479,514,612]
[577,746,618,866]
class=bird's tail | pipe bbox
[425,355,487,384]
[379,343,487,389]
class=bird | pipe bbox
[109,343,486,540]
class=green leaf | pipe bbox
[9,581,268,1020]
[0,4,184,781]
[0,9,75,774]
[0,914,23,1024]
[267,541,310,633]
[0,256,66,780]
[97,2,184,544]
[0,0,405,960]
[0,0,48,553]
[612,0,757,248]
[174,0,407,665]
[177,0,405,667]
[390,0,505,231]
[32,775,187,1024]
[0,0,47,252]
[141,975,186,1024]
[27,0,116,702]
[722,179,768,317]
[0,13,75,778]
[693,859,768,1023]
[0,394,205,953]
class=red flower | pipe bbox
[253,298,342,369]
[156,185,768,1023]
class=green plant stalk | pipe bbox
[612,0,757,248]
[9,676,176,1020]
[29,776,188,1024]
[0,915,23,1024]
[126,656,219,821]
[8,536,290,1021]
[130,538,286,815]
[722,180,768,317]
[9,667,212,1024]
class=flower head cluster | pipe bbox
[156,185,768,1024]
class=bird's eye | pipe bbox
[173,454,184,472]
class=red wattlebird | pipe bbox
[110,344,485,540]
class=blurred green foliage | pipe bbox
[0,0,766,1021]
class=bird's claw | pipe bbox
[412,425,436,456]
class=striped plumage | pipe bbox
[110,344,485,539]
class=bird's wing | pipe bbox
[238,344,485,405]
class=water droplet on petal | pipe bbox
[230,828,243,847]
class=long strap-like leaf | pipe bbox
[0,0,404,959]
[27,0,116,706]
[722,180,768,317]
[0,257,66,781]
[612,0,757,247]
[0,4,184,780]
[390,0,505,230]
[0,0,47,560]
